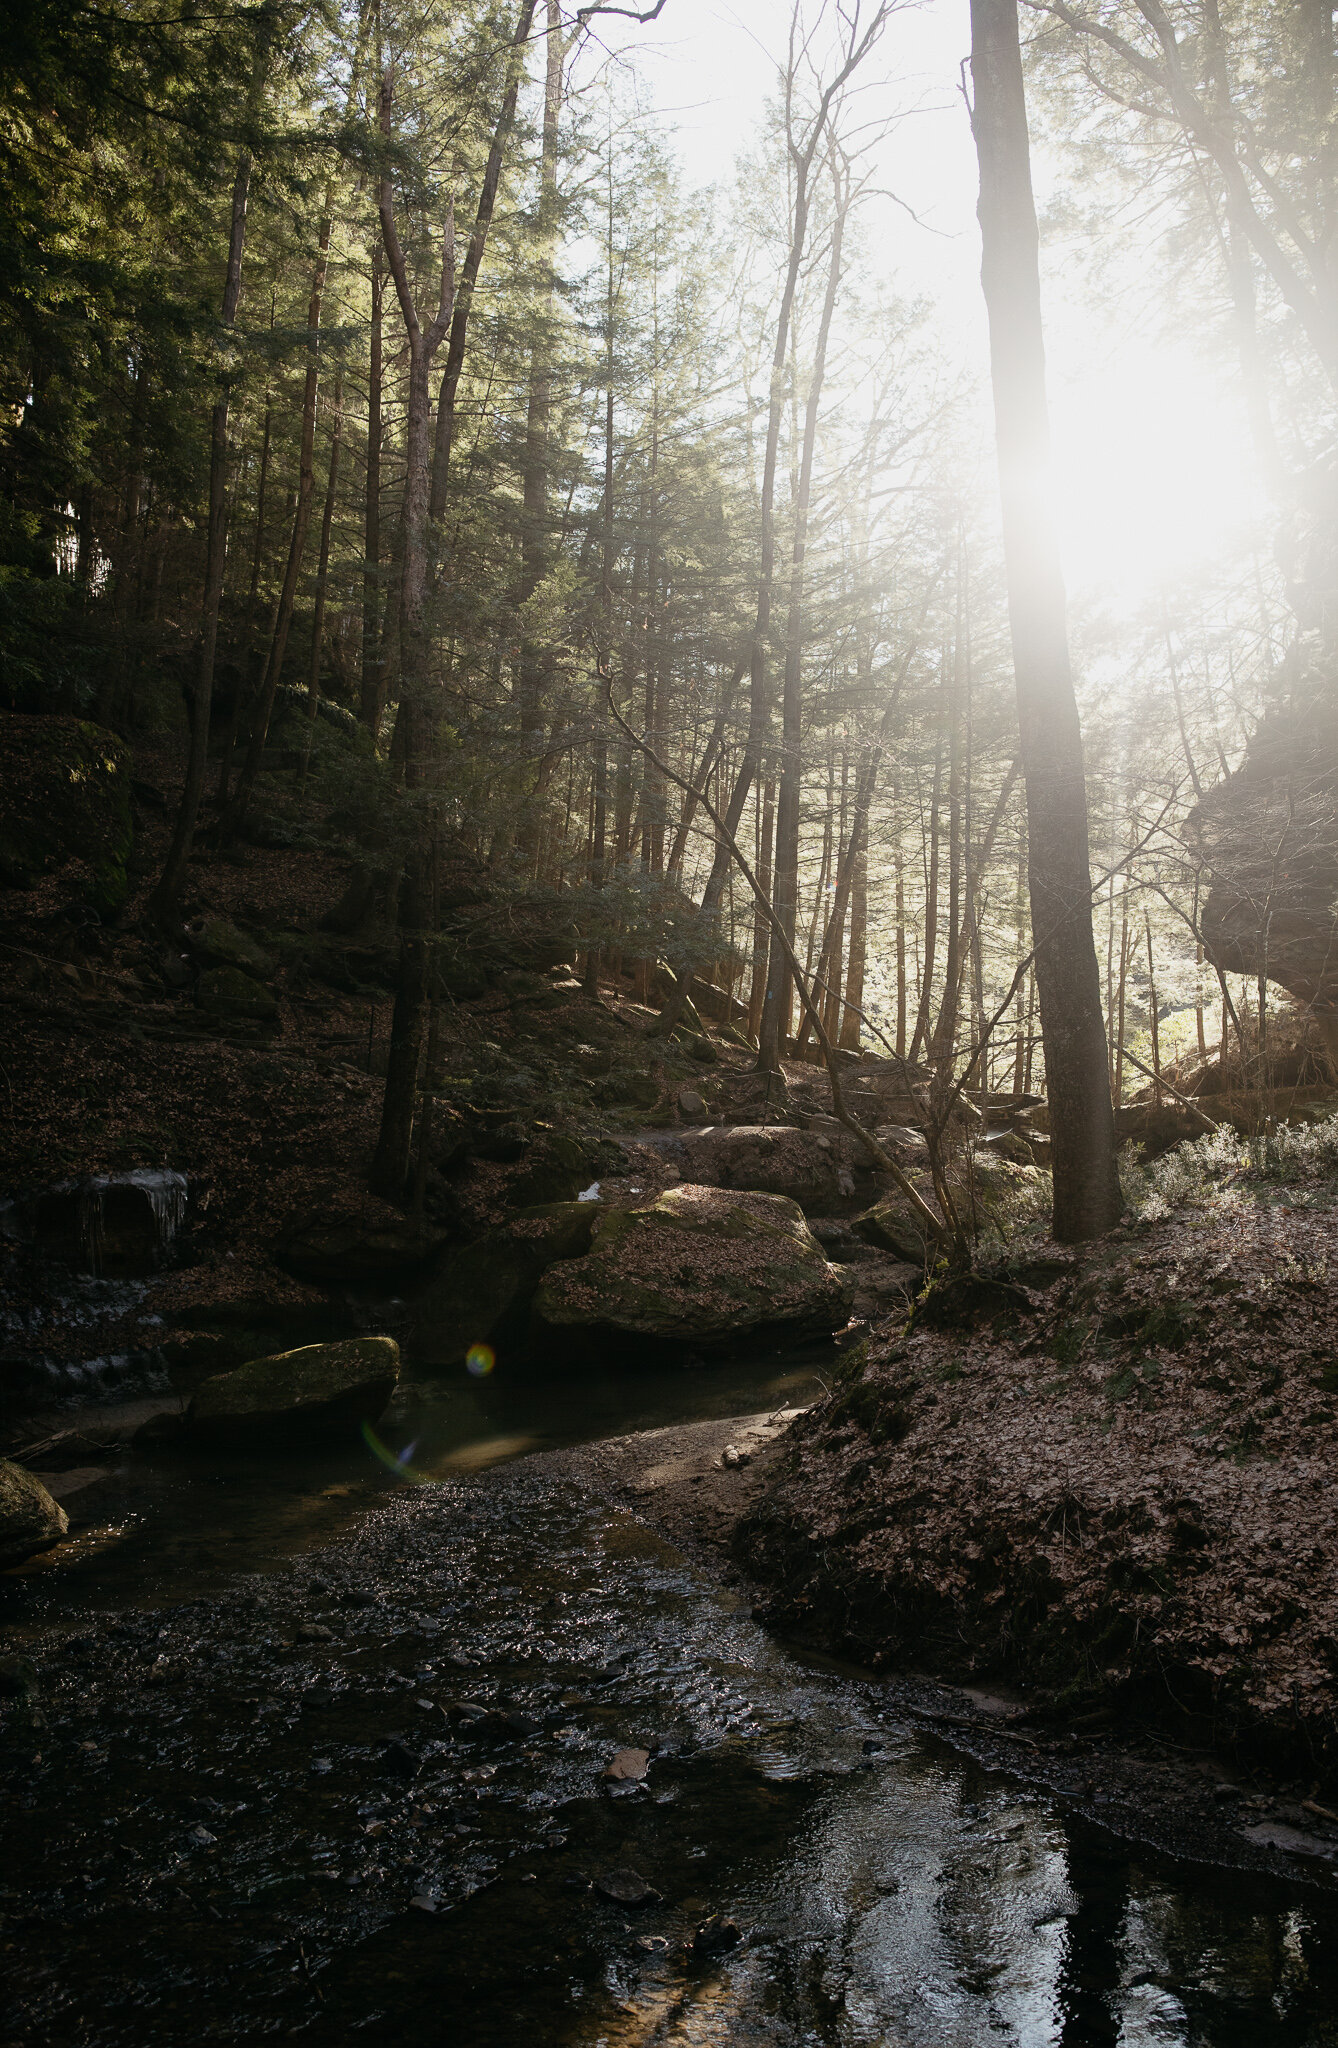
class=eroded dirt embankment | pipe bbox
[695,1194,1338,1802]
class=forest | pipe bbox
[4,0,1338,2041]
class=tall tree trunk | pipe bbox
[758,156,847,1071]
[303,363,344,767]
[428,0,539,516]
[840,838,866,1050]
[970,0,1121,1240]
[371,67,456,1197]
[226,204,333,825]
[361,237,385,733]
[516,0,563,772]
[910,735,944,1062]
[150,146,253,917]
[748,771,777,1045]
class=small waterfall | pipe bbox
[15,1169,193,1276]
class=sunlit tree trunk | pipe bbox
[970,0,1121,1239]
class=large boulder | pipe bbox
[412,1202,598,1368]
[0,1461,69,1568]
[0,714,133,917]
[532,1185,851,1347]
[189,916,277,983]
[186,1336,399,1441]
[672,1125,863,1210]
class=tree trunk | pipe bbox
[516,0,563,770]
[227,205,333,826]
[150,146,252,917]
[371,67,457,1197]
[759,157,848,1071]
[361,237,385,733]
[840,838,866,1051]
[428,0,539,516]
[970,0,1121,1240]
[303,363,344,768]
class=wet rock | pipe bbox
[690,1914,741,1957]
[380,1738,421,1779]
[673,1124,863,1209]
[412,1203,598,1369]
[195,965,278,1022]
[186,1335,400,1442]
[0,1654,40,1697]
[0,1460,69,1568]
[603,1747,651,1783]
[534,1186,851,1347]
[275,1210,447,1286]
[594,1866,661,1906]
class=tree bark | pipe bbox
[226,203,333,826]
[371,67,457,1197]
[428,0,538,516]
[970,0,1122,1240]
[150,146,252,917]
[361,237,385,733]
[758,150,848,1072]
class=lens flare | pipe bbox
[361,1421,435,1484]
[465,1342,496,1378]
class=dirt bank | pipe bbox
[558,1406,1338,1881]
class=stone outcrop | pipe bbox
[668,1124,864,1210]
[0,1460,69,1569]
[186,1336,400,1440]
[1192,691,1338,1070]
[533,1185,851,1346]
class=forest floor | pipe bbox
[5,730,1338,1842]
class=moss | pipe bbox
[0,712,132,916]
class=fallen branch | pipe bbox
[1118,1049,1221,1131]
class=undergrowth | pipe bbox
[1120,1113,1338,1223]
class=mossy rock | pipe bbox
[503,1132,592,1207]
[0,1460,69,1568]
[852,1191,937,1264]
[412,1201,598,1369]
[186,1336,400,1441]
[191,917,276,982]
[0,713,132,917]
[533,1185,850,1347]
[195,966,278,1021]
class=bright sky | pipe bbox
[586,0,1269,620]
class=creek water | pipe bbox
[4,1353,1338,2047]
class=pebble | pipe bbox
[594,1867,662,1907]
[603,1747,650,1784]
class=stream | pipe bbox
[4,1353,1338,2046]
